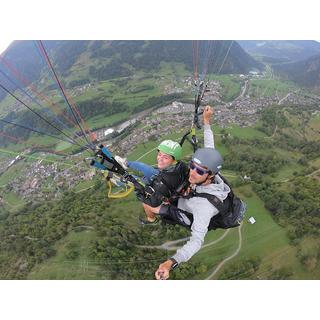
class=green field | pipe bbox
[192,185,306,279]
[158,62,190,79]
[0,161,26,185]
[74,75,165,112]
[73,180,95,193]
[305,114,320,141]
[2,134,73,153]
[26,195,144,279]
[210,74,242,101]
[249,79,297,98]
[1,79,319,280]
[215,125,267,140]
[26,130,310,280]
[1,191,27,211]
[86,112,129,129]
[309,157,320,168]
[28,230,106,280]
[55,141,74,152]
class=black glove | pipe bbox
[135,185,155,202]
[144,185,155,198]
[135,188,145,201]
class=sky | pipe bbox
[0,1,319,42]
[0,40,12,55]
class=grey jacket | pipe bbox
[172,124,230,264]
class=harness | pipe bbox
[142,161,189,206]
[178,174,243,230]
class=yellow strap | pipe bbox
[106,179,134,199]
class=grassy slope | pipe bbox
[27,230,105,280]
[214,125,267,140]
[248,79,297,97]
[0,161,26,185]
[210,74,242,102]
[305,114,320,141]
[1,71,319,279]
[192,185,307,279]
[26,122,315,280]
[27,193,143,279]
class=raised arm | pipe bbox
[203,105,215,149]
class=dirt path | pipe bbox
[136,230,231,252]
[136,237,190,251]
[137,226,240,280]
[205,223,243,280]
[278,92,292,105]
[264,125,278,139]
[74,185,94,193]
[307,168,320,177]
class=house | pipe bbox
[248,217,256,224]
[104,128,114,137]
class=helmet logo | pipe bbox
[193,157,202,165]
[162,140,179,150]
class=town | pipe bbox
[1,74,319,204]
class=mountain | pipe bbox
[273,53,320,87]
[0,41,42,102]
[0,41,86,102]
[0,40,262,103]
[238,40,320,64]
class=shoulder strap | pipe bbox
[217,173,234,199]
[190,192,225,212]
[181,174,234,212]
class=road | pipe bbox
[278,89,299,105]
[234,80,248,101]
[278,167,320,184]
[278,92,292,105]
[136,229,231,251]
[136,227,240,280]
[307,168,320,177]
[264,125,278,139]
[136,237,190,251]
[137,225,242,280]
[205,222,243,280]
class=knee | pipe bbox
[142,203,161,214]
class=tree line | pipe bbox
[0,179,206,279]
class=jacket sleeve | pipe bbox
[171,201,219,264]
[204,124,215,149]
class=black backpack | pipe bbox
[184,174,246,230]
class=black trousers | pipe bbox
[158,204,192,229]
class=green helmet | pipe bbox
[157,140,182,161]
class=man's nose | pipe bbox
[189,169,196,178]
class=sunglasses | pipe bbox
[189,161,209,176]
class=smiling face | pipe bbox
[188,161,210,185]
[157,151,174,170]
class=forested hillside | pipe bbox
[274,53,320,87]
[0,40,262,104]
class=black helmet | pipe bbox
[191,148,223,174]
